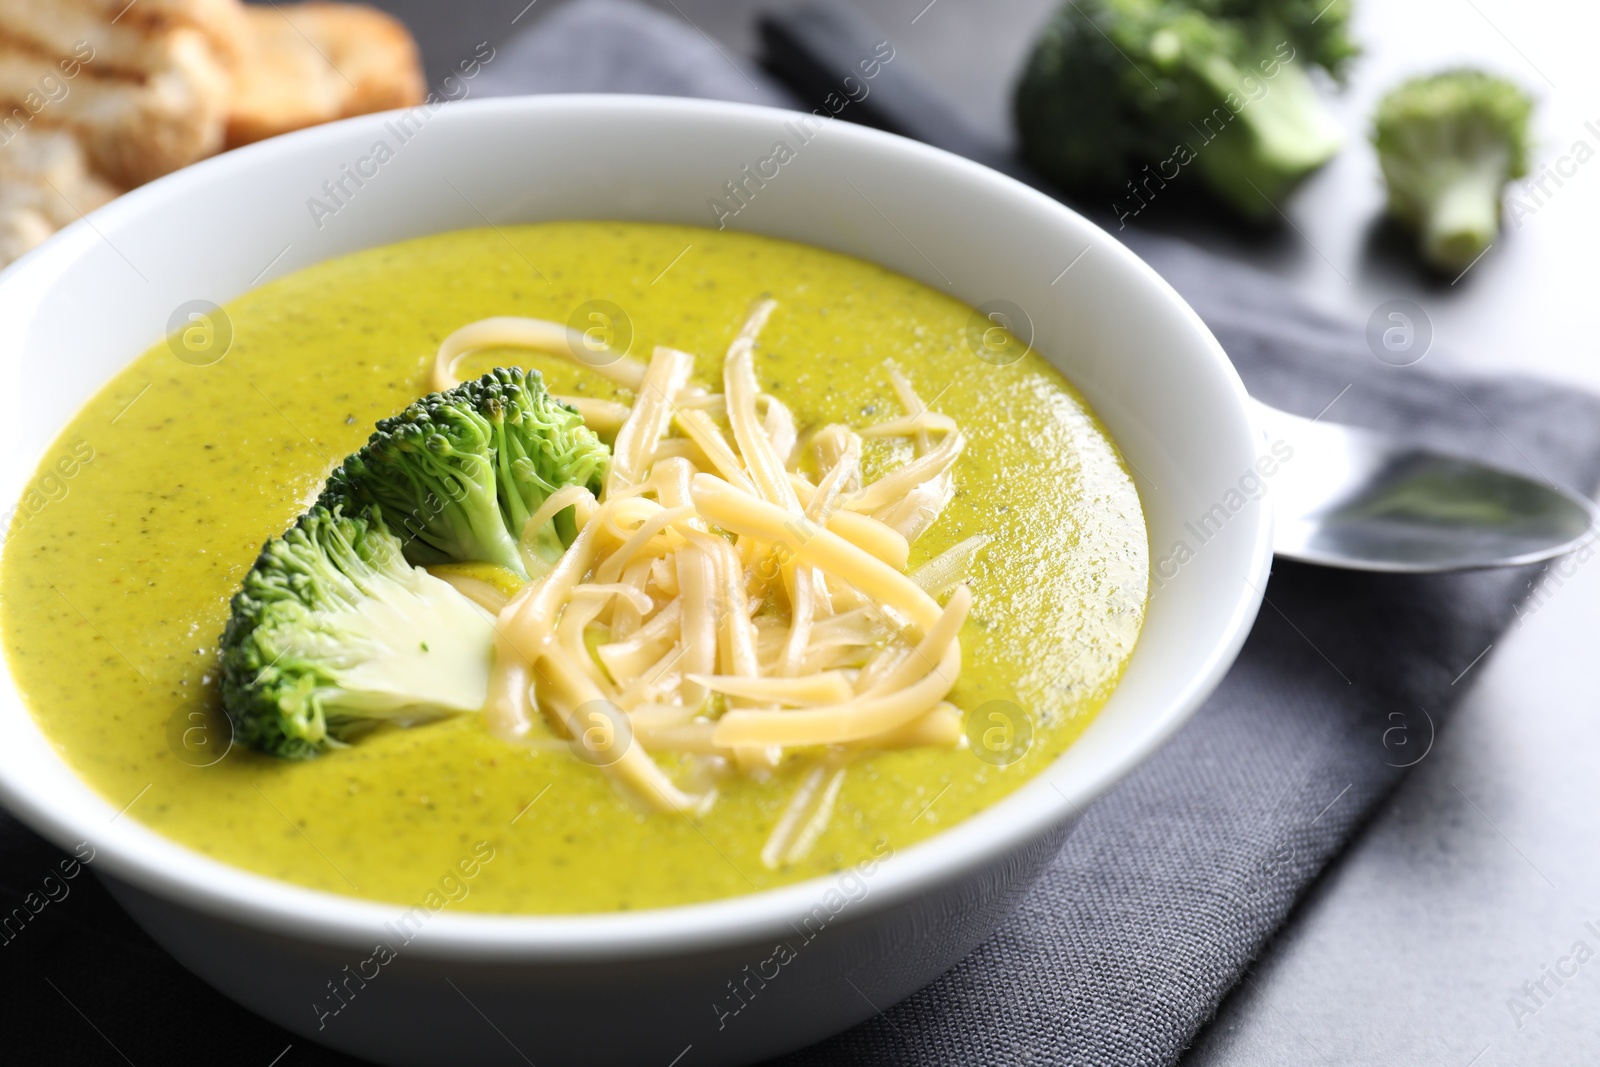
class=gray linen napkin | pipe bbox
[4,4,1599,1066]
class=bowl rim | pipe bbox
[0,94,1272,962]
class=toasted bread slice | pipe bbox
[226,2,423,148]
[0,27,228,186]
[0,0,248,78]
[73,0,252,63]
[225,6,344,144]
[76,0,241,18]
[0,126,119,265]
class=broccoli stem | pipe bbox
[1418,152,1507,271]
[1192,57,1344,217]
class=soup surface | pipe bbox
[0,222,1146,913]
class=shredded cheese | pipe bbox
[445,299,976,864]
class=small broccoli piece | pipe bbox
[1373,69,1534,272]
[220,506,496,760]
[323,368,608,579]
[1015,0,1356,218]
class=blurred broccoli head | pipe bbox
[323,367,608,579]
[220,506,496,760]
[1373,68,1534,272]
[1015,0,1356,218]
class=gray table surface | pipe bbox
[376,2,1600,1063]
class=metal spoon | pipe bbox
[1256,402,1596,571]
[759,4,1600,571]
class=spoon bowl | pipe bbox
[1258,401,1599,572]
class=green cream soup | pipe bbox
[0,223,1146,913]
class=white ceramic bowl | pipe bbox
[0,96,1269,1066]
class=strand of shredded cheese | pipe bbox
[431,316,649,392]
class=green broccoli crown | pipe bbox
[1015,0,1354,216]
[1373,69,1534,271]
[1374,68,1533,182]
[323,367,608,578]
[1227,0,1357,79]
[220,506,496,760]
